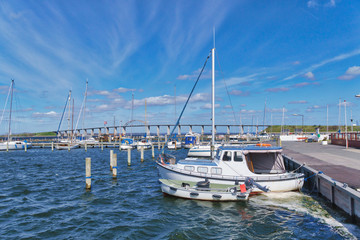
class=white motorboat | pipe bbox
[167,140,182,150]
[184,132,201,148]
[159,178,255,201]
[136,138,152,150]
[187,144,221,157]
[157,145,304,193]
[120,138,134,150]
[0,140,31,151]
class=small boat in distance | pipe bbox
[0,80,30,151]
[184,132,201,149]
[120,138,134,150]
[136,138,152,150]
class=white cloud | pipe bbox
[338,66,360,80]
[288,100,308,104]
[304,72,314,80]
[114,87,136,93]
[32,111,58,118]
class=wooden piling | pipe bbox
[68,142,70,151]
[152,144,155,158]
[51,142,54,151]
[127,148,131,166]
[101,141,103,151]
[112,153,117,178]
[85,157,91,189]
[24,142,27,152]
[110,150,114,170]
[158,138,160,150]
[141,146,144,162]
[85,142,87,152]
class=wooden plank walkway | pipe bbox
[282,141,360,190]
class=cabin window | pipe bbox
[184,166,195,172]
[211,167,222,175]
[234,152,243,162]
[197,167,208,173]
[222,151,232,161]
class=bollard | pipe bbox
[141,146,144,162]
[51,142,54,151]
[85,142,87,152]
[152,144,155,158]
[85,157,91,189]
[127,148,131,166]
[112,153,117,178]
[110,150,114,171]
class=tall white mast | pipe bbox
[211,47,215,158]
[7,79,14,142]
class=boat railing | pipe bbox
[166,165,303,181]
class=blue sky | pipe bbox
[1,0,360,134]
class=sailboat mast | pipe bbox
[72,98,74,144]
[7,80,14,142]
[211,47,215,158]
[82,80,88,132]
[68,90,72,140]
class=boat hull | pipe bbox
[159,179,250,201]
[157,162,304,193]
[0,141,31,151]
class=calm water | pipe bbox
[0,147,359,239]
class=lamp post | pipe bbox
[292,114,304,133]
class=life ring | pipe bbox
[256,143,272,147]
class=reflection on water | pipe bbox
[0,148,359,239]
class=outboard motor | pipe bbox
[245,177,270,192]
[196,178,210,189]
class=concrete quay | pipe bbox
[282,141,360,189]
[281,141,360,222]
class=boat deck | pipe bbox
[282,141,360,189]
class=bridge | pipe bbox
[57,122,270,138]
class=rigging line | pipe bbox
[162,50,212,154]
[56,92,70,135]
[216,53,238,125]
[0,82,12,126]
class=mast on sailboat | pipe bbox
[211,47,215,159]
[7,79,14,143]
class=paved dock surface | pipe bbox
[282,141,360,189]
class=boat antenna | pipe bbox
[162,50,212,154]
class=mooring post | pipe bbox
[6,142,9,152]
[85,142,87,152]
[85,157,91,189]
[141,146,144,162]
[119,140,121,151]
[152,144,155,158]
[24,142,27,152]
[158,137,160,150]
[51,142,54,151]
[112,153,117,178]
[110,149,114,171]
[68,142,70,151]
[101,140,103,151]
[127,148,131,166]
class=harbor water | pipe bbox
[0,148,359,239]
